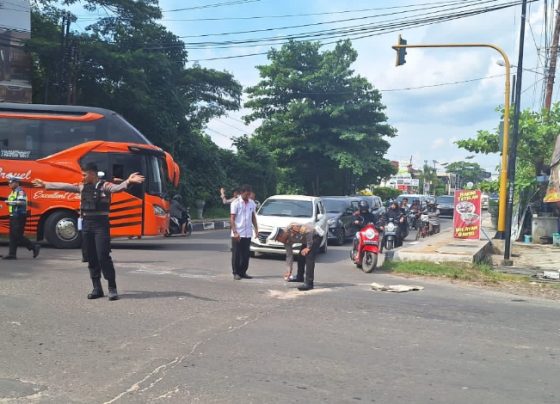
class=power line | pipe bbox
[176,1,533,50]
[182,1,534,61]
[163,0,261,13]
[173,0,481,39]
[206,126,235,139]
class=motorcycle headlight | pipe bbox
[327,218,338,226]
[153,204,166,217]
[364,228,376,239]
[387,223,396,231]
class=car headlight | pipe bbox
[364,228,376,239]
[153,204,166,217]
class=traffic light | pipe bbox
[393,35,407,66]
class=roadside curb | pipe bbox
[191,219,230,232]
[393,227,493,264]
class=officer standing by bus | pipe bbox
[2,176,41,260]
[33,163,144,301]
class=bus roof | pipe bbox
[0,102,151,145]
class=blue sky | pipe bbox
[22,0,555,173]
[155,0,550,174]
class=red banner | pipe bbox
[453,189,481,239]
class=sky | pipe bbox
[6,0,553,174]
[154,0,552,174]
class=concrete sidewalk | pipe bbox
[393,227,493,264]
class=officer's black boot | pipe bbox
[298,282,314,291]
[87,278,104,299]
[108,287,119,301]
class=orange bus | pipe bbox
[0,103,180,248]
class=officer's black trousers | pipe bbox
[9,216,33,256]
[83,216,116,288]
[295,236,321,285]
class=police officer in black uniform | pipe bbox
[33,164,145,301]
[3,175,40,260]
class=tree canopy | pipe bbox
[456,104,559,191]
[28,0,242,204]
[445,161,488,186]
[244,40,396,195]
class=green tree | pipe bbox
[456,104,559,191]
[244,40,396,195]
[445,161,487,187]
[28,0,243,204]
[418,163,438,195]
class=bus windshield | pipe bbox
[146,155,167,197]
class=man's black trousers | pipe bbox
[83,216,116,288]
[9,216,33,256]
[231,237,251,276]
[295,236,321,285]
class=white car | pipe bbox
[250,195,328,255]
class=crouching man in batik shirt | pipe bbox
[269,223,322,291]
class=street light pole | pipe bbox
[503,0,528,264]
[392,41,511,236]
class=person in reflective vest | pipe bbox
[3,176,40,260]
[33,163,145,301]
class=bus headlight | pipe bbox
[153,204,166,217]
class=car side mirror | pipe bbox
[316,213,324,221]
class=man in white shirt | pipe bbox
[230,184,259,280]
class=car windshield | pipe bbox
[396,195,415,204]
[437,196,454,204]
[322,199,348,213]
[258,199,313,218]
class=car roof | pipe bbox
[265,195,320,201]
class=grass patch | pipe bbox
[382,260,527,284]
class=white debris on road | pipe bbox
[370,282,425,293]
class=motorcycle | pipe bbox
[350,220,381,273]
[415,213,430,240]
[165,210,193,237]
[407,210,419,230]
[382,217,401,251]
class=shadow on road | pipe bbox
[120,290,218,301]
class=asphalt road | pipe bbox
[1,224,558,404]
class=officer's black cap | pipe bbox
[82,162,98,173]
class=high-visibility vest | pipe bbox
[7,186,28,216]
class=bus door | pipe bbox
[80,151,145,237]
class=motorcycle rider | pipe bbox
[351,200,377,259]
[424,200,441,234]
[380,201,406,247]
[353,200,377,227]
[408,199,422,229]
[170,194,189,235]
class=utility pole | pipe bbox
[544,2,560,110]
[503,0,528,264]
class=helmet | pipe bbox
[358,200,369,213]
[172,194,183,202]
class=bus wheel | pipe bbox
[44,211,81,249]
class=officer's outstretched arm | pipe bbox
[127,172,145,184]
[32,179,45,188]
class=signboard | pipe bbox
[544,134,560,203]
[411,179,419,187]
[453,189,481,239]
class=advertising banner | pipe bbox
[544,134,560,203]
[453,189,481,239]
